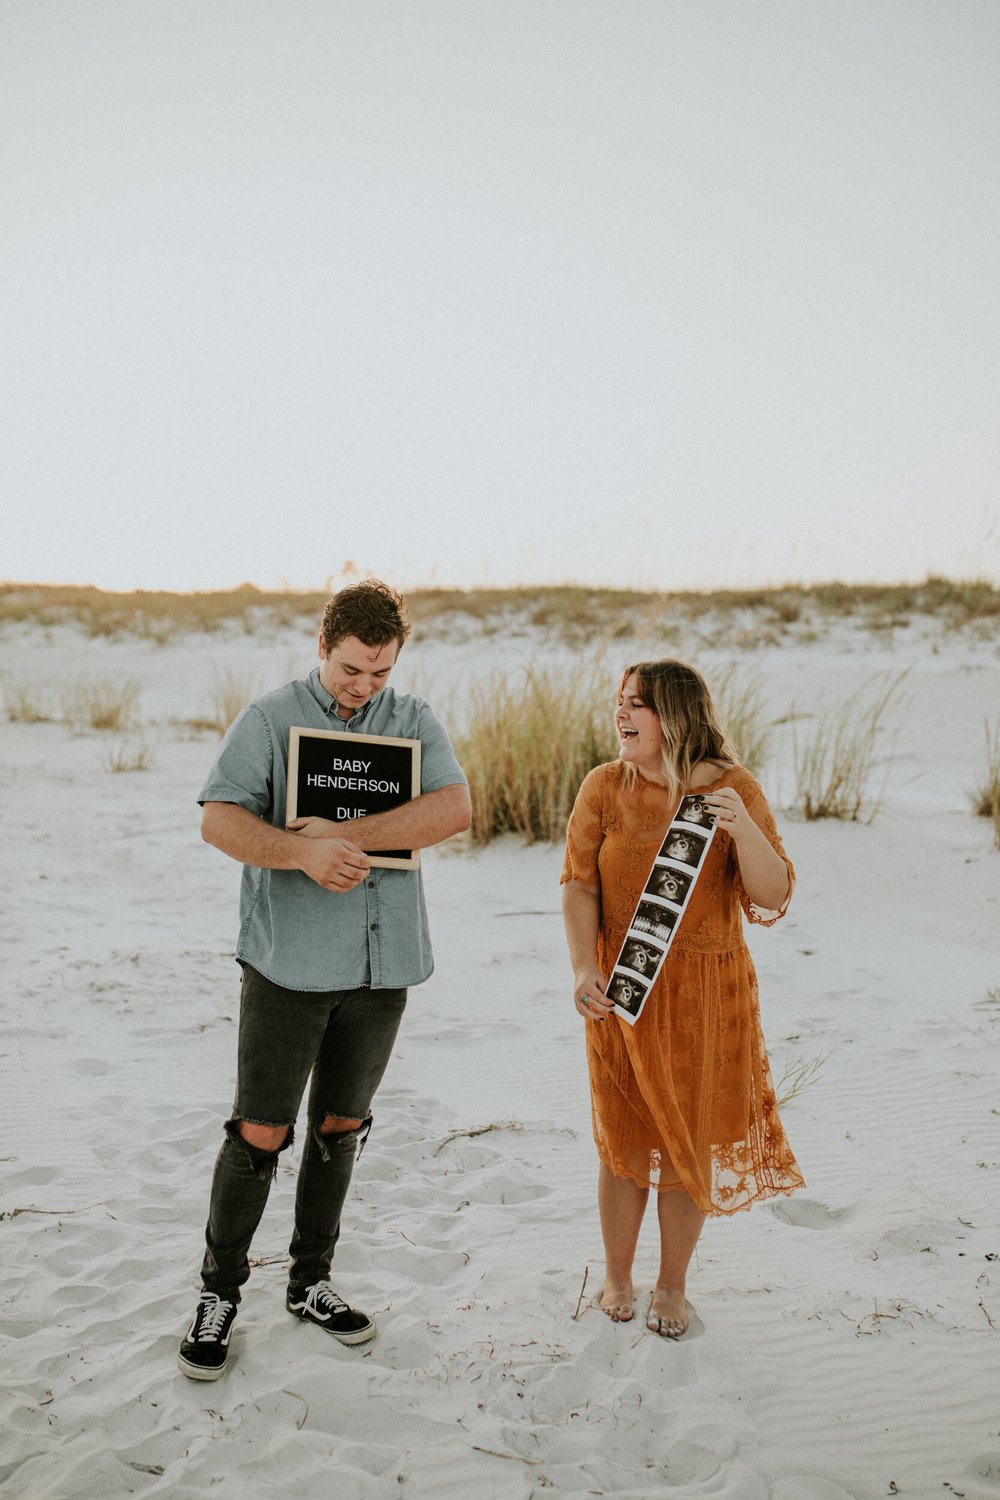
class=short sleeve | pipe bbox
[561,767,607,889]
[197,703,274,817]
[730,771,795,926]
[415,703,468,793]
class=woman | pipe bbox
[561,659,804,1338]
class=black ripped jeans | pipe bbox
[199,965,407,1302]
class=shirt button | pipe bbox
[368,880,376,889]
[369,921,379,931]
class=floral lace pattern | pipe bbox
[561,761,804,1215]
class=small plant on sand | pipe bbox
[1,672,54,723]
[456,660,619,845]
[969,718,1000,851]
[791,672,906,822]
[62,675,141,732]
[776,1050,831,1107]
[105,733,155,772]
[196,665,263,736]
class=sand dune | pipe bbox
[2,609,999,1499]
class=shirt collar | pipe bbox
[307,667,381,725]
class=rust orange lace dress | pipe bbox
[561,761,804,1215]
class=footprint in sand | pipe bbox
[769,1198,851,1230]
[67,1057,112,1075]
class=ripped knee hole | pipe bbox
[319,1114,363,1134]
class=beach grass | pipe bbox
[1,671,54,723]
[776,1049,831,1107]
[62,674,141,733]
[191,665,266,736]
[709,663,772,775]
[2,577,998,644]
[105,733,156,773]
[791,671,907,823]
[455,660,619,845]
[970,718,1000,849]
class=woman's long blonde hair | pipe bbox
[618,659,737,804]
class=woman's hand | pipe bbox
[286,816,340,839]
[574,969,614,1022]
[701,786,752,840]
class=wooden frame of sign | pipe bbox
[286,727,422,870]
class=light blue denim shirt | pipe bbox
[198,668,468,992]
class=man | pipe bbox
[178,579,470,1380]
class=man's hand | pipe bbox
[200,802,370,892]
[292,833,371,892]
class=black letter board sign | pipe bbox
[286,727,422,870]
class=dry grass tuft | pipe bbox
[192,666,264,736]
[456,660,619,845]
[792,671,907,822]
[62,675,141,733]
[970,718,1000,850]
[105,733,155,773]
[1,672,55,723]
[776,1050,830,1107]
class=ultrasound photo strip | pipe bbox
[610,794,718,1027]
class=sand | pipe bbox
[2,607,999,1499]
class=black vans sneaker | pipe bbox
[286,1280,375,1345]
[177,1291,237,1380]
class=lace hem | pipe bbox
[595,1137,805,1216]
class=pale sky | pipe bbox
[2,1,998,594]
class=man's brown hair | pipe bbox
[320,579,411,652]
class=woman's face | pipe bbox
[616,673,666,780]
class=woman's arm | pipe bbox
[702,786,791,911]
[561,879,614,1020]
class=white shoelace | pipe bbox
[194,1294,234,1340]
[302,1281,348,1319]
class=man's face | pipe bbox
[317,633,400,719]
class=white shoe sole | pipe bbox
[287,1307,376,1345]
[177,1351,229,1380]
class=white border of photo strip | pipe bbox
[607,794,718,1026]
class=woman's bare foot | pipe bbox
[598,1282,635,1322]
[646,1285,688,1338]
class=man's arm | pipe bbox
[201,802,371,892]
[288,783,471,852]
